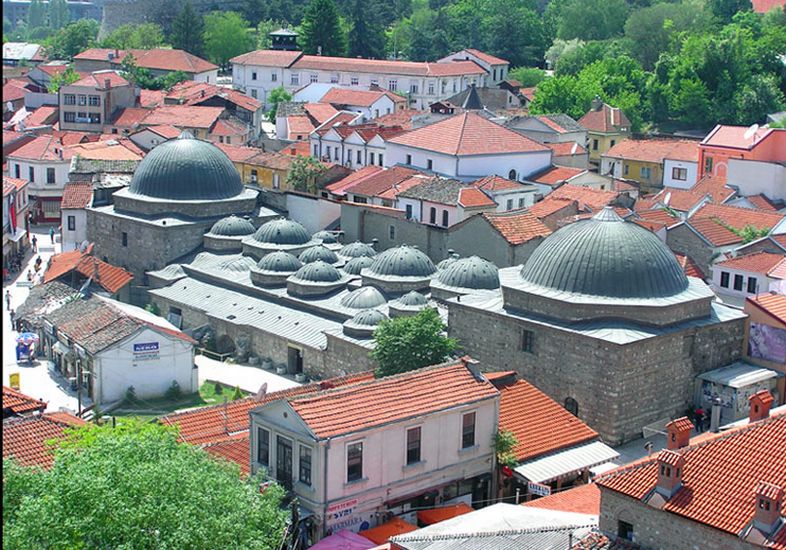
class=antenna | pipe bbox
[743,123,759,141]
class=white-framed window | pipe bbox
[672,167,687,181]
[251,89,257,99]
[64,94,76,105]
[388,80,398,92]
[78,95,87,106]
[310,73,318,83]
[67,215,75,231]
[290,73,300,86]
[428,82,434,95]
[88,95,100,106]
[350,76,359,86]
[330,74,339,84]
[406,426,421,465]
[409,83,418,94]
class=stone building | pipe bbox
[447,207,747,445]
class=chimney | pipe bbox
[654,449,685,500]
[753,482,784,535]
[290,146,296,155]
[317,45,322,56]
[201,90,206,98]
[665,417,692,450]
[749,390,774,423]
[104,78,111,90]
[591,95,603,111]
[710,397,722,433]
[371,238,378,249]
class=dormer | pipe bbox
[754,482,784,533]
[749,390,774,423]
[647,449,685,508]
[665,417,692,450]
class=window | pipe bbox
[521,329,533,352]
[326,146,331,159]
[618,520,634,541]
[704,157,713,174]
[428,82,434,95]
[121,232,128,247]
[219,136,224,144]
[78,95,87,106]
[257,428,270,466]
[370,78,379,86]
[389,225,395,240]
[406,427,421,465]
[271,72,277,82]
[378,154,383,166]
[310,73,318,83]
[747,277,758,294]
[251,71,257,80]
[14,164,20,178]
[461,412,476,449]
[357,150,362,164]
[299,445,312,486]
[351,76,359,86]
[405,204,413,219]
[273,173,280,189]
[441,210,448,227]
[330,74,339,84]
[369,152,374,165]
[720,271,730,288]
[441,81,447,94]
[672,167,687,181]
[565,397,579,417]
[250,169,258,182]
[452,80,457,92]
[88,95,100,106]
[314,145,319,157]
[64,94,76,105]
[427,159,433,170]
[506,199,513,210]
[28,167,34,182]
[88,113,101,124]
[518,198,525,208]
[226,137,231,144]
[493,68,497,80]
[334,148,339,161]
[733,274,744,291]
[251,89,257,99]
[67,215,75,231]
[77,111,87,121]
[46,168,55,184]
[640,166,652,180]
[610,139,616,147]
[389,79,398,92]
[430,207,436,224]
[410,83,418,94]
[623,164,629,176]
[290,73,299,86]
[508,169,517,180]
[592,139,599,151]
[406,154,412,165]
[347,442,363,482]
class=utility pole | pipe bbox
[76,358,82,416]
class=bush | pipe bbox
[125,386,137,404]
[144,302,160,315]
[164,381,182,400]
[232,385,243,401]
[214,381,223,395]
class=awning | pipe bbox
[359,517,418,545]
[514,440,620,484]
[589,462,619,477]
[417,503,473,526]
[9,229,27,243]
[309,530,376,550]
[52,341,69,355]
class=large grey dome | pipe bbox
[367,245,437,278]
[253,219,311,245]
[299,245,339,265]
[210,215,255,236]
[291,260,342,283]
[437,256,499,289]
[520,207,689,299]
[398,290,428,306]
[343,256,374,275]
[340,286,387,309]
[340,241,377,258]
[257,251,302,272]
[129,133,243,200]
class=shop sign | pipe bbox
[133,342,159,361]
[9,372,20,390]
[528,481,551,497]
[326,498,359,529]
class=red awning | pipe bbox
[416,503,474,525]
[359,517,418,544]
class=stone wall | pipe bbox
[599,489,758,550]
[666,224,718,276]
[113,191,257,219]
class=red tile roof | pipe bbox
[673,253,705,279]
[523,483,601,516]
[43,249,133,294]
[597,412,786,541]
[472,175,525,192]
[529,166,586,187]
[203,434,250,476]
[655,188,709,212]
[230,49,303,67]
[110,107,152,128]
[690,174,736,204]
[303,102,340,124]
[417,503,474,525]
[325,165,383,196]
[215,143,263,163]
[691,203,783,232]
[487,373,598,462]
[322,87,404,108]
[752,0,786,12]
[344,165,420,198]
[359,517,418,544]
[141,105,224,129]
[700,124,780,150]
[139,88,167,108]
[287,115,315,137]
[547,141,587,156]
[6,135,71,162]
[714,252,786,275]
[23,105,58,128]
[3,176,29,194]
[161,372,375,444]
[376,174,430,201]
[578,103,631,133]
[3,386,46,415]
[520,87,537,102]
[636,208,679,228]
[372,109,423,129]
[60,182,93,209]
[604,138,699,164]
[166,81,261,112]
[53,130,92,146]
[458,187,495,208]
[461,48,508,66]
[3,79,30,102]
[67,139,143,161]
[685,217,740,247]
[550,184,619,212]
[288,359,498,439]
[746,194,780,212]
[209,117,248,137]
[293,55,487,77]
[388,112,549,156]
[482,209,552,245]
[145,124,181,139]
[3,412,85,469]
[529,197,577,219]
[746,292,786,324]
[75,48,217,74]
[314,111,360,135]
[70,70,130,89]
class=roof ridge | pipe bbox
[395,523,597,541]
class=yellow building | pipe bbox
[578,99,631,164]
[600,138,700,194]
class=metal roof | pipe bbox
[514,440,619,484]
[367,245,437,278]
[253,218,311,245]
[209,215,255,236]
[696,361,782,388]
[436,256,499,290]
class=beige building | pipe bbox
[59,71,139,133]
[578,98,631,165]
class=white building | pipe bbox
[60,182,93,252]
[397,178,498,227]
[319,87,406,120]
[438,48,510,86]
[663,157,700,189]
[726,157,786,203]
[230,49,492,109]
[711,252,786,306]
[385,112,552,182]
[249,359,499,541]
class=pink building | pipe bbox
[698,125,786,182]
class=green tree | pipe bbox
[285,155,327,193]
[300,0,347,56]
[48,0,70,30]
[266,85,293,122]
[557,0,629,41]
[347,0,386,59]
[494,430,518,468]
[203,11,254,70]
[172,2,205,56]
[47,64,80,93]
[121,54,188,90]
[545,38,582,71]
[3,422,288,549]
[371,308,458,378]
[508,67,546,87]
[42,19,100,60]
[256,19,287,49]
[708,0,753,24]
[27,0,46,31]
[481,0,546,67]
[101,22,168,50]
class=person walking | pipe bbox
[31,234,37,252]
[9,308,15,329]
[5,289,11,309]
[694,407,705,433]
[49,226,55,243]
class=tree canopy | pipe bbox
[42,19,100,60]
[3,421,288,549]
[371,308,459,378]
[172,2,205,57]
[300,0,348,56]
[285,155,327,193]
[101,22,168,50]
[203,11,254,69]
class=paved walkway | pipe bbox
[196,355,301,395]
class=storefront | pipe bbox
[695,361,783,425]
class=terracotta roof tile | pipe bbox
[66,139,142,161]
[288,360,498,439]
[578,103,631,133]
[24,105,58,127]
[287,115,315,137]
[3,412,85,469]
[161,372,374,444]
[371,109,423,129]
[520,87,537,101]
[691,203,783,232]
[673,253,705,279]
[747,292,786,324]
[529,197,577,219]
[604,138,699,164]
[3,79,29,102]
[7,135,71,162]
[344,165,420,198]
[636,208,679,228]
[691,175,736,203]
[145,124,181,139]
[417,503,474,525]
[488,375,598,462]
[597,412,786,541]
[523,483,600,515]
[529,166,586,187]
[388,112,549,156]
[462,48,508,65]
[3,176,29,194]
[209,117,248,137]
[376,174,430,200]
[322,88,404,108]
[547,141,587,156]
[203,434,250,476]
[714,252,786,275]
[70,70,130,89]
[744,194,780,212]
[290,55,486,77]
[230,49,302,67]
[572,531,642,549]
[60,182,93,209]
[458,187,495,208]
[686,217,742,247]
[139,89,166,108]
[359,517,418,544]
[245,151,297,171]
[325,165,383,196]
[482,209,552,245]
[141,105,224,130]
[3,386,46,415]
[166,81,261,112]
[110,107,152,128]
[700,124,781,150]
[658,188,709,212]
[75,48,217,74]
[43,249,133,294]
[472,175,526,192]
[550,184,619,212]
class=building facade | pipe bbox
[59,71,139,133]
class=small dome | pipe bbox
[367,245,437,278]
[340,241,377,258]
[257,251,302,272]
[219,256,257,273]
[520,207,689,299]
[437,256,499,290]
[299,245,340,265]
[291,260,343,283]
[340,286,387,309]
[313,230,338,244]
[343,256,374,275]
[437,253,460,270]
[129,133,243,200]
[398,290,428,306]
[210,215,255,237]
[253,218,311,245]
[349,309,388,327]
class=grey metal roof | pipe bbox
[445,88,516,112]
[147,263,187,281]
[437,256,499,290]
[299,245,340,265]
[209,215,255,237]
[253,218,311,245]
[437,254,460,270]
[218,256,257,273]
[538,113,584,132]
[343,256,374,275]
[257,251,302,272]
[520,207,689,299]
[367,245,437,278]
[339,241,377,259]
[291,260,343,283]
[398,177,469,206]
[349,308,387,326]
[128,133,244,200]
[340,286,387,309]
[312,230,338,244]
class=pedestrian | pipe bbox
[31,234,37,252]
[694,407,705,433]
[26,269,33,282]
[5,289,11,309]
[9,308,15,328]
[49,226,55,243]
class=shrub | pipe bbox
[214,381,223,395]
[125,386,137,404]
[232,385,243,401]
[164,381,182,400]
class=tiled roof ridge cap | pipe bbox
[395,523,597,541]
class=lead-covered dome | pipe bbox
[520,207,688,299]
[257,251,302,272]
[313,230,338,244]
[253,218,311,245]
[367,245,437,278]
[210,215,255,236]
[437,256,499,290]
[340,241,377,259]
[340,286,387,309]
[129,133,243,200]
[343,256,374,275]
[299,245,340,265]
[291,260,343,283]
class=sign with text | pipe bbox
[9,372,20,390]
[528,481,552,497]
[133,342,159,361]
[326,498,359,529]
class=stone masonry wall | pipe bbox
[666,225,718,276]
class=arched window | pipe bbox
[430,207,437,224]
[508,169,517,180]
[564,397,579,417]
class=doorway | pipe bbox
[276,436,293,490]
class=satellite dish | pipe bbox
[570,142,578,155]
[254,382,268,401]
[78,277,92,296]
[664,191,672,205]
[743,123,759,141]
[79,240,89,252]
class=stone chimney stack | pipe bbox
[654,449,685,500]
[753,482,784,534]
[104,78,111,90]
[665,417,693,450]
[749,390,774,423]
